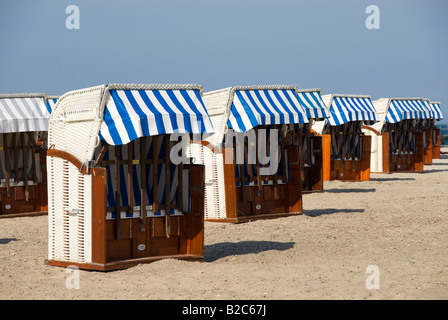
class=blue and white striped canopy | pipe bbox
[326,95,379,126]
[45,97,58,114]
[227,88,309,133]
[429,102,443,121]
[296,90,331,121]
[385,99,432,123]
[99,87,215,145]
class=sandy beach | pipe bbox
[1,148,447,300]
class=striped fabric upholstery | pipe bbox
[385,99,432,123]
[429,102,443,121]
[98,137,190,220]
[99,88,214,146]
[0,94,50,133]
[296,90,330,121]
[327,96,379,126]
[227,88,309,133]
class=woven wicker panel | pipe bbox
[186,138,227,219]
[47,156,92,263]
[203,149,226,220]
[48,85,105,163]
[185,140,204,165]
[47,156,60,260]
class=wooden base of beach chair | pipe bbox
[45,254,204,271]
[388,132,424,172]
[302,135,324,193]
[423,129,433,165]
[432,128,441,159]
[0,184,47,218]
[46,148,205,271]
[322,134,371,181]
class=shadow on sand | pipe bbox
[0,238,19,245]
[303,208,365,218]
[324,188,376,193]
[370,177,415,182]
[419,168,448,174]
[204,240,295,262]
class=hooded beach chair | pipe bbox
[362,98,432,173]
[295,89,331,192]
[426,100,443,160]
[45,84,214,270]
[312,94,379,181]
[194,85,309,223]
[0,93,56,218]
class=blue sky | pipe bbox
[1,0,447,123]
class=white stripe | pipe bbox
[145,91,174,133]
[303,92,321,119]
[117,90,144,139]
[284,90,307,123]
[348,98,364,121]
[104,95,130,145]
[0,97,49,132]
[173,91,200,133]
[230,94,254,131]
[243,90,273,125]
[256,90,280,124]
[341,97,354,122]
[21,98,38,119]
[238,90,262,127]
[419,100,431,118]
[159,91,186,133]
[185,90,215,133]
[0,99,17,120]
[131,90,159,136]
[392,101,403,120]
[356,98,373,121]
[333,97,348,125]
[406,100,419,118]
[269,90,297,124]
[228,112,242,132]
[396,100,409,119]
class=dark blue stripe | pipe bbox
[235,91,259,129]
[124,90,150,137]
[109,90,138,143]
[102,105,123,146]
[181,90,207,132]
[253,90,277,125]
[282,90,306,124]
[153,90,179,133]
[138,90,166,135]
[262,90,285,124]
[331,98,348,125]
[228,101,247,132]
[273,90,295,124]
[309,92,328,118]
[240,90,267,125]
[166,90,192,133]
